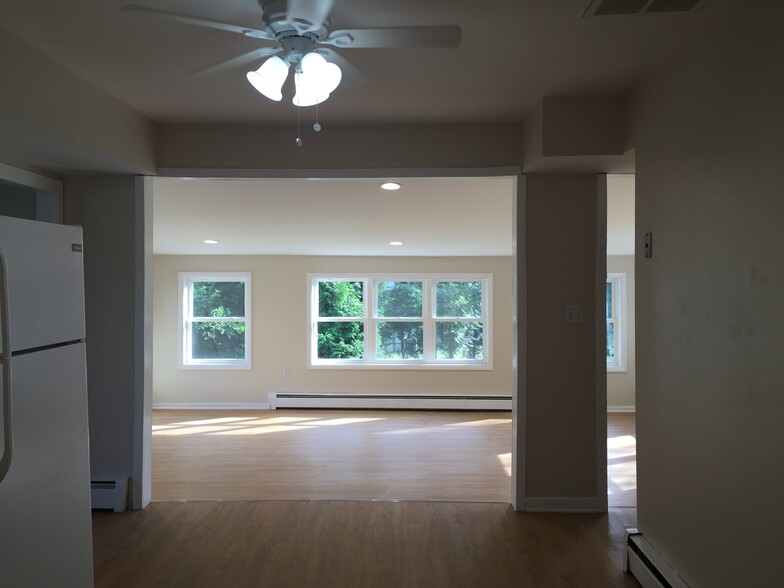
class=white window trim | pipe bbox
[607,272,626,372]
[307,273,493,370]
[178,272,252,370]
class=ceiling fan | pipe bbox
[123,0,462,107]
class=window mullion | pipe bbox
[424,279,435,362]
[365,278,375,361]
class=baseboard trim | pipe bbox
[608,406,636,413]
[523,496,604,513]
[153,403,270,410]
[269,393,513,411]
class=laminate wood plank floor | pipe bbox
[607,413,636,508]
[93,501,640,588]
[153,409,513,502]
[153,410,637,505]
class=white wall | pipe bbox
[630,1,784,585]
[607,255,635,410]
[153,255,514,405]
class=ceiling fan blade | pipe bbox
[321,26,462,49]
[286,0,335,31]
[122,4,274,41]
[189,47,281,76]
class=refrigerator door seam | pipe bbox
[0,245,13,483]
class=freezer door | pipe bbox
[0,343,94,587]
[0,216,86,354]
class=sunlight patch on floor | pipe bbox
[448,419,512,427]
[212,425,318,436]
[154,425,236,436]
[608,434,636,458]
[497,452,512,477]
[171,417,258,426]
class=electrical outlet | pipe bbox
[283,368,290,377]
[564,304,584,323]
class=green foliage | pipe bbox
[606,323,615,361]
[191,281,246,359]
[317,282,365,358]
[377,322,423,359]
[193,281,245,317]
[377,281,422,318]
[436,281,482,318]
[436,322,483,360]
[319,281,363,317]
[318,322,364,359]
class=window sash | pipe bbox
[309,274,491,368]
[606,274,624,370]
[179,272,251,369]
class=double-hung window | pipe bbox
[179,272,251,369]
[606,273,625,371]
[309,274,491,369]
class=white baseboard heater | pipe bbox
[625,529,689,588]
[269,393,512,411]
[90,477,129,513]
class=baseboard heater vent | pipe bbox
[90,477,129,513]
[625,529,689,588]
[270,393,512,411]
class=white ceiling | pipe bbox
[0,0,709,125]
[153,175,635,256]
[152,176,516,256]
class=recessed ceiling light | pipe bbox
[203,239,219,245]
[389,241,404,246]
[381,182,401,191]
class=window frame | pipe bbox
[307,273,492,370]
[178,271,252,370]
[606,272,626,372]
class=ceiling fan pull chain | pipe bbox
[295,72,302,147]
[313,102,322,133]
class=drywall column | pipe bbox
[519,174,607,511]
[64,176,151,509]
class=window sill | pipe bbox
[308,362,492,371]
[179,363,252,371]
[607,366,627,373]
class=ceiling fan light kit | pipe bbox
[246,55,290,101]
[291,52,342,106]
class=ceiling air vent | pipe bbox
[581,0,705,17]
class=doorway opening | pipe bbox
[148,174,517,504]
[606,173,636,508]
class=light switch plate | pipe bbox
[564,304,584,323]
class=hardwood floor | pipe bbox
[95,411,639,586]
[153,409,636,506]
[153,409,513,502]
[93,501,640,587]
[607,413,636,508]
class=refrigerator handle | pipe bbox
[0,246,12,484]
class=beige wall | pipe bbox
[607,255,635,409]
[153,255,514,404]
[630,1,784,585]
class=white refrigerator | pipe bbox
[0,215,94,586]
